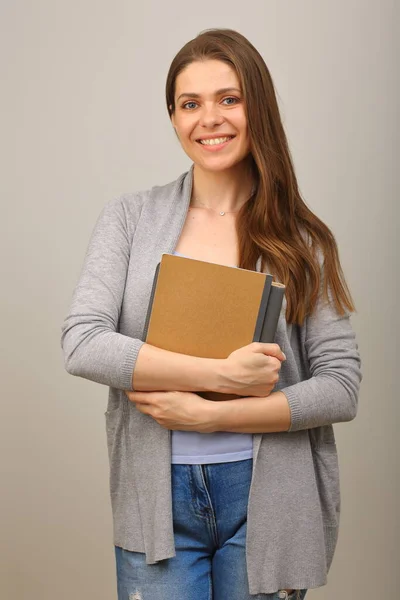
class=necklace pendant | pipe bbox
[219,211,225,216]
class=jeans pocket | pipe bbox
[277,590,307,599]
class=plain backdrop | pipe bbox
[1,1,398,598]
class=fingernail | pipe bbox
[282,352,286,360]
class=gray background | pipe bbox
[1,1,398,598]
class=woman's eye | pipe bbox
[182,101,198,110]
[182,97,239,110]
[222,97,239,105]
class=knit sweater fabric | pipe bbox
[61,166,362,595]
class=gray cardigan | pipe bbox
[61,166,362,595]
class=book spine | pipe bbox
[260,284,285,343]
[252,274,273,342]
[143,262,161,341]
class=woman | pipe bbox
[61,29,362,599]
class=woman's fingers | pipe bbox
[252,342,286,361]
[125,390,151,404]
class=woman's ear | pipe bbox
[169,105,175,128]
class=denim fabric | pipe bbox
[115,459,308,600]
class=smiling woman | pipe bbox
[171,62,250,178]
[61,28,362,600]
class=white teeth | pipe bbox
[199,136,233,145]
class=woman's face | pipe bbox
[171,60,250,173]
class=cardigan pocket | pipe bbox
[105,405,124,496]
[324,523,339,570]
[311,442,341,527]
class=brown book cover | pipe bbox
[143,253,285,399]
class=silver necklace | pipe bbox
[191,202,239,216]
[191,188,256,216]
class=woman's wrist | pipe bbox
[209,358,232,393]
[187,357,224,393]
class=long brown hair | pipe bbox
[166,28,355,324]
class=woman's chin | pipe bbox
[192,155,250,173]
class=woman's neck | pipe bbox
[191,160,255,213]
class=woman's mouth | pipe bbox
[196,135,236,151]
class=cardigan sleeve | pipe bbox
[282,285,362,432]
[60,195,145,391]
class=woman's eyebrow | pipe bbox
[176,87,242,102]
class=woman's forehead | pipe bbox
[175,60,240,96]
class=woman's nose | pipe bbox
[198,104,224,128]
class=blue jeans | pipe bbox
[115,458,308,599]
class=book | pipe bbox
[143,253,285,399]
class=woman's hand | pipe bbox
[218,342,286,397]
[125,390,216,432]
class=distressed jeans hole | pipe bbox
[129,592,142,600]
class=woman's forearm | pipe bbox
[132,343,224,393]
[210,391,291,433]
